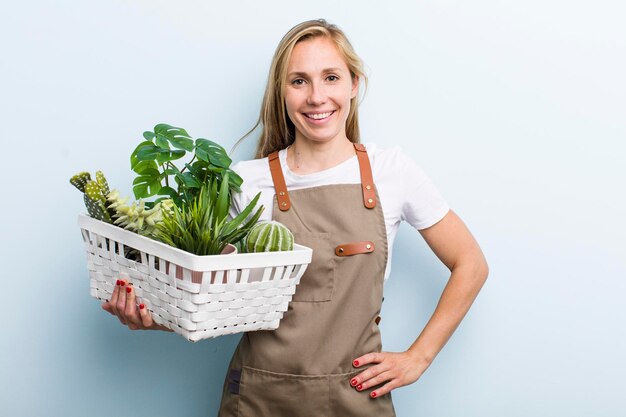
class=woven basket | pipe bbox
[77,214,312,342]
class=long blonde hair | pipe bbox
[235,19,368,159]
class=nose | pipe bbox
[306,81,327,106]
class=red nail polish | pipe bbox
[357,384,363,391]
[371,392,377,398]
[126,286,131,293]
[139,304,145,310]
[353,360,359,367]
[120,281,126,286]
[351,379,357,386]
[116,280,120,286]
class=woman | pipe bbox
[103,19,489,417]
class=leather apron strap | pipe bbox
[267,143,377,211]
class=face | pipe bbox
[284,36,358,145]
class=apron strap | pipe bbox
[267,143,377,211]
[353,143,377,209]
[268,151,291,211]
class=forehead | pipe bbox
[287,36,349,73]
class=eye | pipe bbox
[291,78,305,86]
[327,75,339,82]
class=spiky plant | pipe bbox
[153,172,264,255]
[107,190,174,238]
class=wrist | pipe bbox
[407,346,435,366]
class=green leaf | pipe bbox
[175,172,201,189]
[196,138,232,168]
[154,124,194,152]
[143,131,156,141]
[133,160,159,175]
[157,186,178,198]
[156,149,185,164]
[136,143,161,161]
[133,174,161,199]
[131,141,158,169]
[155,135,170,150]
[214,172,230,224]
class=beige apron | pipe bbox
[218,143,395,417]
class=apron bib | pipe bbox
[218,144,395,417]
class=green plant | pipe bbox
[153,172,264,255]
[70,171,116,223]
[246,221,294,252]
[107,190,175,238]
[130,124,243,208]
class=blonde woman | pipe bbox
[103,19,489,417]
[217,19,489,417]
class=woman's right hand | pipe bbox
[101,279,173,332]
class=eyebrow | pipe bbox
[287,67,344,78]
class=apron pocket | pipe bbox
[239,366,330,417]
[291,232,335,302]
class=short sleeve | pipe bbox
[399,154,450,230]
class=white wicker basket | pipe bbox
[77,214,312,342]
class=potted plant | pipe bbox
[72,124,312,342]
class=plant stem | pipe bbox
[180,155,196,174]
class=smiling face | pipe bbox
[284,36,359,146]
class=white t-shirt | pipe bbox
[229,142,450,281]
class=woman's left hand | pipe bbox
[349,351,431,398]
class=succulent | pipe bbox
[246,220,294,253]
[70,171,115,223]
[108,190,174,238]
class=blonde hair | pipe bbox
[235,19,368,159]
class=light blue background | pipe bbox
[1,1,624,416]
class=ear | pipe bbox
[350,75,359,99]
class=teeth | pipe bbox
[307,111,333,120]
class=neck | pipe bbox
[287,138,356,175]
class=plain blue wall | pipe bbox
[1,1,625,416]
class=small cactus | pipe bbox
[246,220,294,253]
[70,172,91,193]
[71,171,115,223]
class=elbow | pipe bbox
[480,259,489,282]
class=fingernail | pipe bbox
[357,384,363,391]
[116,280,120,286]
[139,304,145,310]
[126,286,132,293]
[371,392,377,398]
[353,360,359,367]
[120,281,126,286]
[350,378,358,386]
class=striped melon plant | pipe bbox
[246,221,294,253]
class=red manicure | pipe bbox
[357,384,363,391]
[116,280,121,286]
[353,360,359,367]
[139,304,145,310]
[351,379,358,386]
[120,281,126,286]
[126,286,132,293]
[371,392,377,398]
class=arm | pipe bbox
[350,210,489,398]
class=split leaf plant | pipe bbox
[131,124,244,208]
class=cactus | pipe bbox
[71,171,115,223]
[246,220,294,253]
[70,172,91,192]
[108,190,174,238]
[71,170,174,238]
